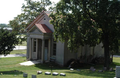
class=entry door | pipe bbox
[44,47,48,61]
[32,39,37,60]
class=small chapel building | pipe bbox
[26,11,104,66]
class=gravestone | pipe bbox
[45,72,51,75]
[114,66,120,78]
[98,70,103,72]
[37,71,42,74]
[52,72,58,76]
[77,69,80,71]
[109,68,113,72]
[60,73,66,76]
[70,68,74,71]
[32,75,36,78]
[23,73,28,78]
[90,67,96,72]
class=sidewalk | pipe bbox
[20,60,41,66]
[13,46,27,50]
[113,55,120,57]
[0,54,26,58]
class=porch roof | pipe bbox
[35,24,53,33]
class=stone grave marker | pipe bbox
[114,66,120,78]
[90,67,96,72]
[32,75,36,78]
[23,73,28,78]
[52,72,58,76]
[60,73,66,76]
[37,71,42,74]
[45,72,51,75]
[98,70,103,72]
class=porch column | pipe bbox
[29,38,32,60]
[48,39,51,61]
[36,39,38,60]
[30,38,34,60]
[41,39,45,63]
[26,37,30,59]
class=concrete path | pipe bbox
[113,55,120,57]
[0,54,26,58]
[13,46,27,50]
[20,60,41,66]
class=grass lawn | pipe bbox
[0,57,119,78]
[17,41,27,46]
[10,50,26,54]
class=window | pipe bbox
[33,39,37,52]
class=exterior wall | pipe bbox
[81,45,91,56]
[38,13,54,32]
[26,36,30,60]
[55,41,104,66]
[56,41,65,66]
[94,43,104,57]
[64,42,78,66]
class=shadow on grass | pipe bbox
[0,70,23,75]
[35,62,67,70]
[34,62,116,78]
[111,62,120,67]
[65,69,115,78]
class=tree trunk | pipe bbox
[103,33,110,70]
[116,40,119,53]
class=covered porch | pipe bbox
[26,28,53,63]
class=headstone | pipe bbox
[23,73,28,78]
[32,75,36,78]
[77,69,80,71]
[45,72,51,75]
[98,70,103,72]
[103,67,107,71]
[109,68,113,72]
[90,67,96,72]
[60,73,66,76]
[115,66,120,78]
[52,72,58,76]
[37,71,42,74]
[70,68,74,71]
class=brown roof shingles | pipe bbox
[35,24,53,33]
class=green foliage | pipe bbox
[9,0,51,34]
[0,24,11,28]
[9,0,51,44]
[50,0,120,68]
[0,28,19,55]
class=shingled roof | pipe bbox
[35,24,52,33]
[26,11,53,33]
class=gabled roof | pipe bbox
[26,11,53,33]
[35,24,52,33]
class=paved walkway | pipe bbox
[20,60,41,66]
[113,55,120,57]
[13,46,27,50]
[0,54,26,58]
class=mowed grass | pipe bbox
[18,41,27,46]
[10,50,26,54]
[0,56,119,78]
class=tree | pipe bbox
[0,28,19,55]
[50,0,120,69]
[0,24,11,28]
[9,0,52,34]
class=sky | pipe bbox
[0,0,60,24]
